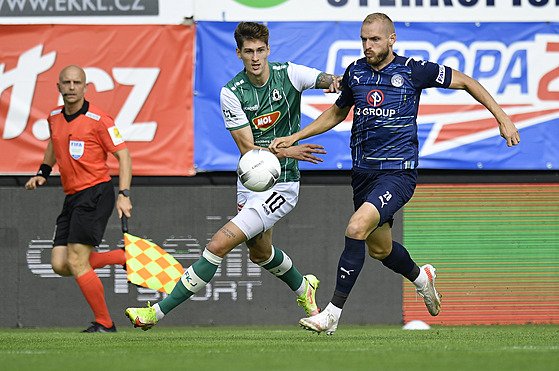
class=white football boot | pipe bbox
[416,264,441,316]
[299,307,338,335]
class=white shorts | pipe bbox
[231,180,299,240]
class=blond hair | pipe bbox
[363,13,395,34]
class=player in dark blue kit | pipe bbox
[270,13,520,334]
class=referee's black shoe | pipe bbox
[82,321,117,333]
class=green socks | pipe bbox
[259,246,303,291]
[158,249,222,314]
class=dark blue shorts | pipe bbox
[53,180,115,247]
[351,168,417,227]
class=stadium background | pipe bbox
[0,0,557,328]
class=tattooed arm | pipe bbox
[316,72,343,93]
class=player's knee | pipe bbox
[205,239,232,259]
[51,247,71,276]
[345,222,368,240]
[51,258,71,276]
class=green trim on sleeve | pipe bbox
[227,122,251,131]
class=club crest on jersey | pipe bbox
[272,89,282,102]
[69,140,84,160]
[391,74,404,87]
[367,90,384,107]
[252,111,280,130]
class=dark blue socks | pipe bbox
[331,239,420,309]
[331,236,366,308]
[381,241,420,282]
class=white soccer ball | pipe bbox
[237,149,281,192]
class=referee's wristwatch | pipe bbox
[119,189,131,198]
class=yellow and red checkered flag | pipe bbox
[122,217,184,294]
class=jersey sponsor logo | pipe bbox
[391,74,404,87]
[244,104,259,111]
[69,140,84,160]
[252,111,280,130]
[354,107,396,117]
[366,90,384,107]
[108,126,125,146]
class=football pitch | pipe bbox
[0,325,558,371]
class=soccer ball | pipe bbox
[237,149,281,192]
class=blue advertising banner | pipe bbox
[194,21,559,171]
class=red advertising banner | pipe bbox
[0,24,195,176]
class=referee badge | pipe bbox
[69,140,84,160]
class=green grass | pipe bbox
[1,325,558,371]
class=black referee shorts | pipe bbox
[53,180,115,247]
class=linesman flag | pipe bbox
[122,217,184,294]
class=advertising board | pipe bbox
[194,21,559,171]
[0,24,195,175]
[194,0,559,22]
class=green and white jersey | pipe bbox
[220,61,322,182]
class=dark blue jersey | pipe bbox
[336,53,452,170]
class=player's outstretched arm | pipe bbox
[449,69,520,147]
[270,104,350,152]
[316,73,343,93]
[274,143,326,164]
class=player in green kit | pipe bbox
[125,21,341,330]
